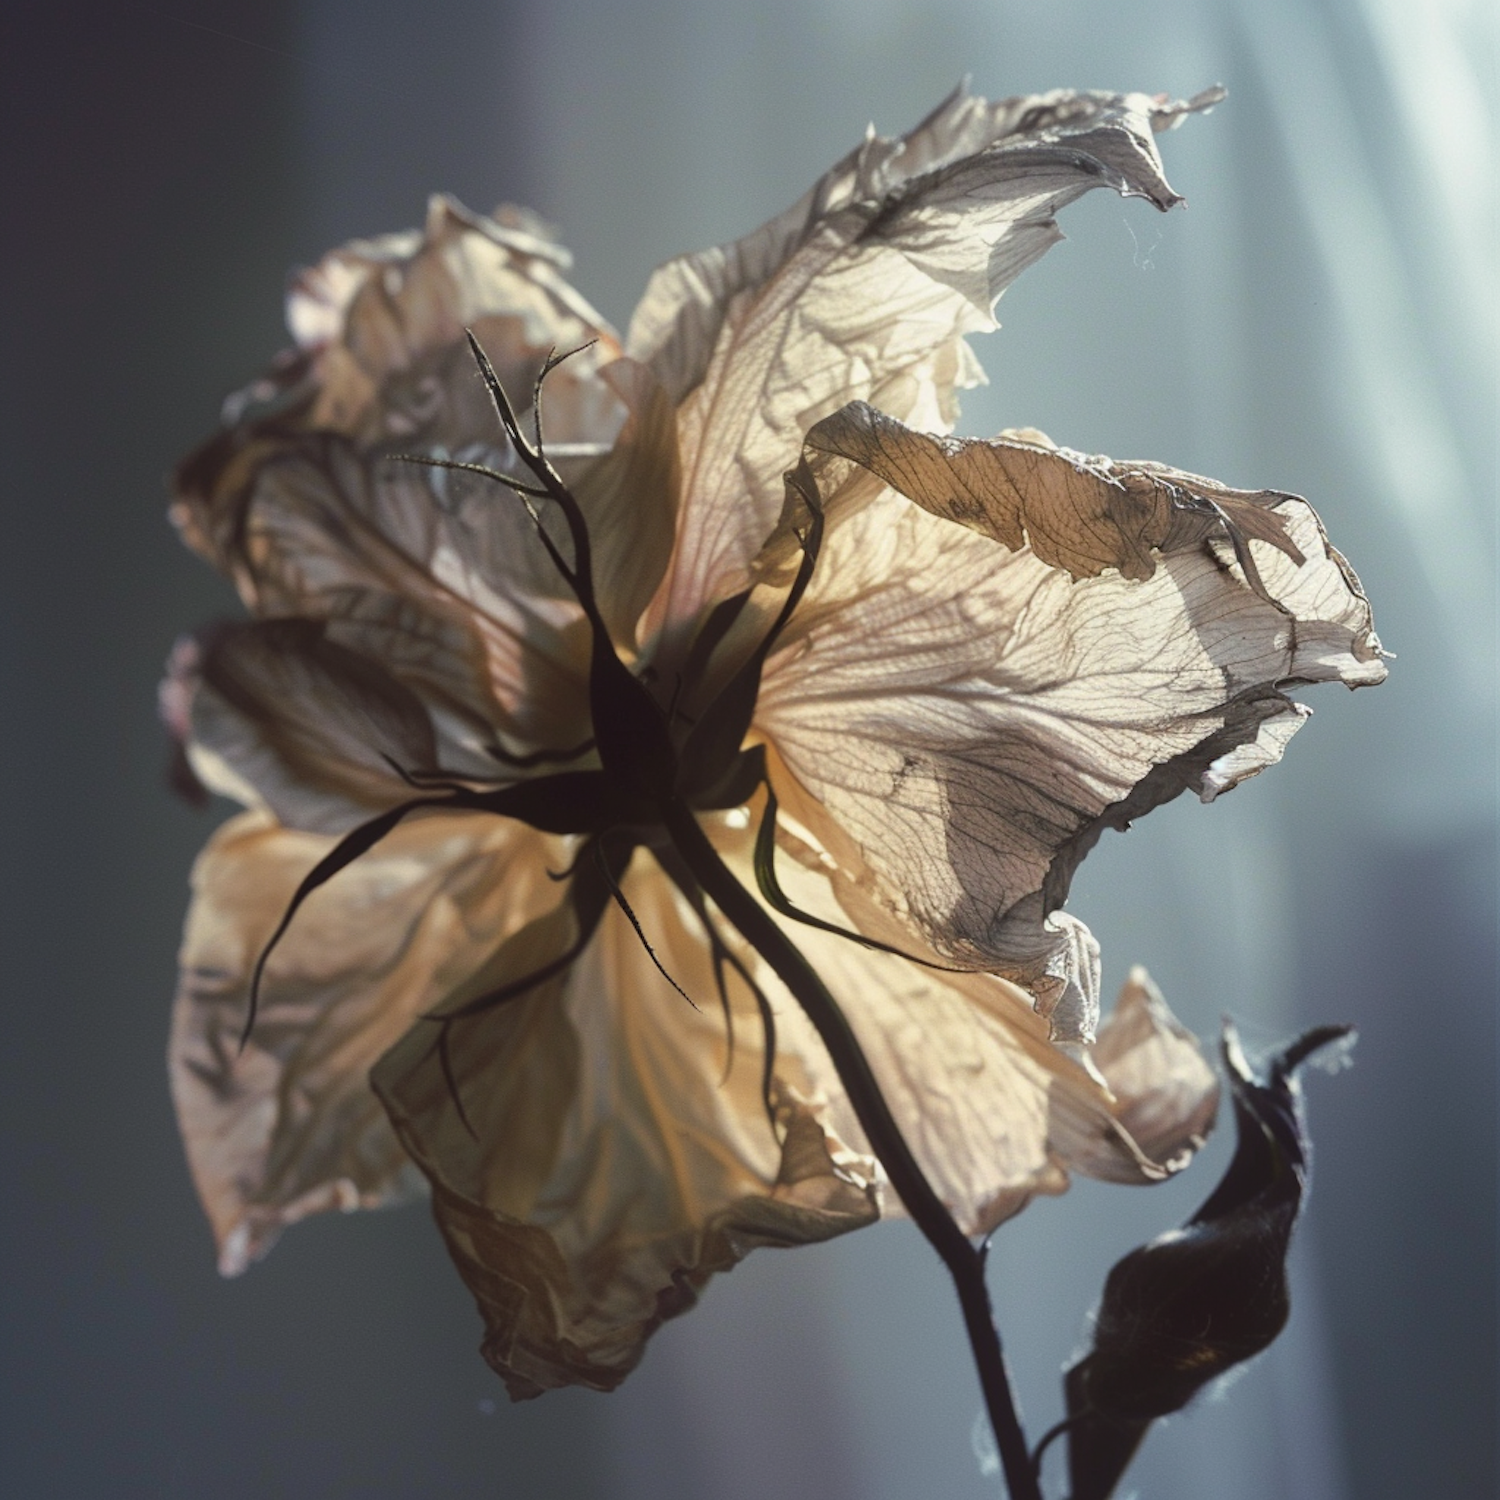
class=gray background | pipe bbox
[3,0,1494,1495]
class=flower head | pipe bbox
[166,84,1383,1397]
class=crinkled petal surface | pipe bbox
[634,85,1223,651]
[185,434,600,811]
[372,852,878,1397]
[755,443,1383,1040]
[757,848,1218,1233]
[284,194,618,445]
[170,808,558,1276]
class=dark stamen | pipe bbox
[529,341,599,456]
[485,736,596,770]
[753,781,966,973]
[391,451,550,502]
[379,753,510,794]
[677,463,825,798]
[436,1019,479,1142]
[594,838,697,1010]
[244,794,459,1048]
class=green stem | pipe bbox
[663,802,1042,1500]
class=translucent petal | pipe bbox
[756,857,1217,1234]
[756,476,1382,1038]
[170,809,557,1276]
[372,852,877,1396]
[636,87,1221,646]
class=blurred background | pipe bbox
[2,0,1493,1495]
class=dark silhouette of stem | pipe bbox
[663,803,1042,1500]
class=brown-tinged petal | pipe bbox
[180,618,435,834]
[170,808,558,1276]
[754,854,1216,1233]
[372,855,878,1398]
[636,86,1223,644]
[199,433,594,770]
[805,401,1312,596]
[755,480,1382,1040]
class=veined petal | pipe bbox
[1085,967,1220,1178]
[756,856,1216,1234]
[637,86,1223,644]
[806,402,1309,594]
[373,853,878,1398]
[170,809,557,1277]
[176,197,623,583]
[289,195,619,444]
[628,85,1220,408]
[569,358,682,650]
[177,618,432,834]
[193,433,595,775]
[756,477,1383,1039]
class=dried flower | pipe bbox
[166,84,1382,1398]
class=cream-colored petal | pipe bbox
[637,87,1221,646]
[372,853,878,1398]
[204,434,594,767]
[569,358,681,650]
[178,197,622,582]
[752,856,1214,1236]
[627,85,1218,407]
[756,481,1383,1040]
[1082,967,1220,1178]
[170,809,557,1277]
[289,195,619,442]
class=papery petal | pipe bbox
[179,618,435,833]
[1086,967,1220,1177]
[372,855,878,1397]
[288,195,619,444]
[756,857,1215,1234]
[569,358,681,650]
[170,808,557,1276]
[756,479,1383,1039]
[177,198,622,579]
[637,86,1222,644]
[805,402,1310,593]
[185,433,594,776]
[628,85,1219,408]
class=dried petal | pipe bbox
[638,86,1223,648]
[182,618,436,833]
[805,401,1308,595]
[171,809,558,1275]
[752,853,1218,1231]
[755,438,1383,1038]
[372,854,877,1396]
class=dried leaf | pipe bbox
[1061,1022,1354,1500]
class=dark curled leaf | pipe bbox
[1060,1020,1354,1500]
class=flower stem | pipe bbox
[663,803,1043,1500]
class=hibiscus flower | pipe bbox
[165,82,1383,1403]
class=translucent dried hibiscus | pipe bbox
[164,82,1382,1440]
